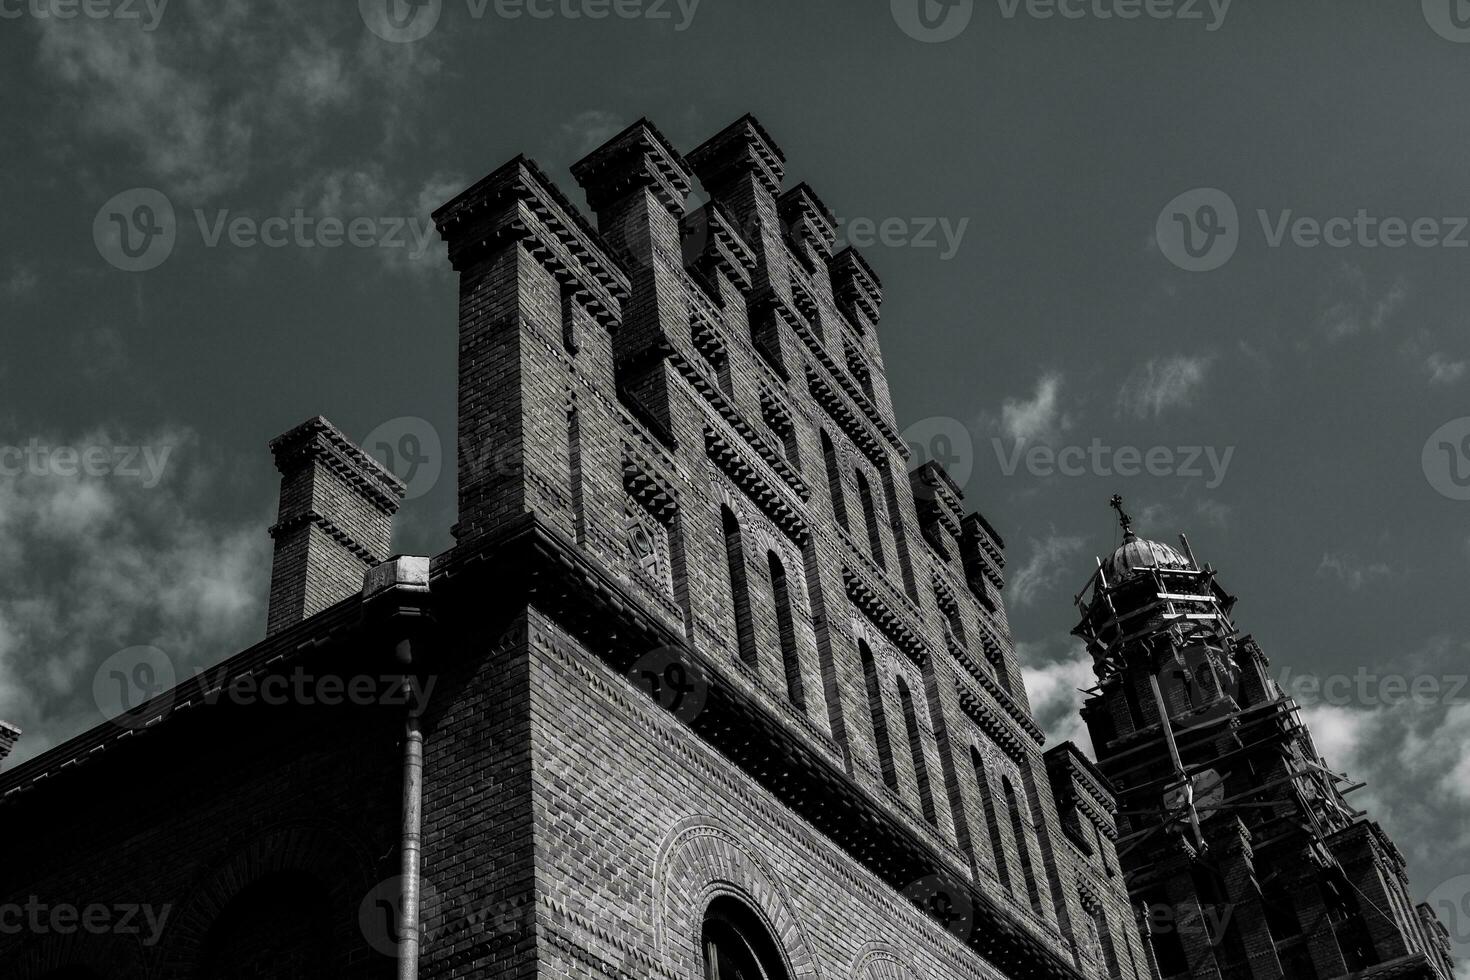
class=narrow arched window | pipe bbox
[853,469,886,569]
[722,507,758,667]
[702,897,791,980]
[971,748,1010,890]
[895,676,936,824]
[859,640,898,791]
[820,431,849,531]
[767,552,805,707]
[1003,777,1044,915]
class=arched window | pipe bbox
[895,676,937,824]
[853,469,886,569]
[767,552,805,707]
[196,871,333,979]
[820,431,849,531]
[859,640,898,791]
[722,507,758,667]
[1003,778,1044,915]
[702,897,791,980]
[971,748,1010,890]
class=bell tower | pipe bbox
[1073,497,1452,980]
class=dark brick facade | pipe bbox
[0,116,1144,980]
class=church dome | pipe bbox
[1097,494,1194,587]
[1101,531,1193,586]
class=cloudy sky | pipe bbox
[2,0,1468,967]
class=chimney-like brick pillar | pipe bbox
[0,721,20,769]
[266,416,406,636]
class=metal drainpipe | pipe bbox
[362,556,433,980]
[399,639,425,980]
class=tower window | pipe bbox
[896,676,937,824]
[702,897,790,980]
[722,507,758,667]
[768,552,805,707]
[860,640,898,791]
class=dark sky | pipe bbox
[2,0,1468,966]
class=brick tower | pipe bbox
[1073,497,1454,980]
[1,116,1141,980]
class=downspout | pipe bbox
[399,638,425,980]
[362,556,434,980]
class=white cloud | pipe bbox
[283,166,465,276]
[34,3,440,201]
[1316,551,1395,591]
[1316,264,1409,341]
[0,427,269,769]
[559,110,626,158]
[997,372,1070,444]
[1,264,38,300]
[1022,643,1097,756]
[1116,354,1212,419]
[1008,532,1086,608]
[1426,352,1468,386]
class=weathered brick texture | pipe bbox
[0,115,1146,980]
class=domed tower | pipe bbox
[1072,497,1453,980]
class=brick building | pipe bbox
[1,115,1169,979]
[1073,499,1454,980]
